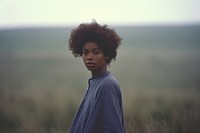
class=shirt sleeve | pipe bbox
[94,78,125,133]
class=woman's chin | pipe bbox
[86,66,95,71]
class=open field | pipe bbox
[0,26,200,133]
[0,85,199,133]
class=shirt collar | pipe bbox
[90,71,110,80]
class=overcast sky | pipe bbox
[0,0,200,28]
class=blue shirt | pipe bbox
[69,71,125,133]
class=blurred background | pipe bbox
[0,0,200,133]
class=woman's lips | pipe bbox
[86,63,95,68]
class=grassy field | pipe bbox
[0,50,200,133]
[0,26,200,133]
[0,82,199,133]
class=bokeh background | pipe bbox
[0,0,200,133]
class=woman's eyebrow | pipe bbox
[92,48,101,50]
[82,48,88,51]
[82,47,101,51]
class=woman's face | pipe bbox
[82,42,107,76]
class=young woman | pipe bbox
[68,21,125,133]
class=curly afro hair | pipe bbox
[68,21,122,65]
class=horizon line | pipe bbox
[1,23,200,30]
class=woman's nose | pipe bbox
[86,52,94,60]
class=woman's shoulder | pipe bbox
[98,73,121,94]
[101,73,118,85]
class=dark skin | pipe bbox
[82,42,108,77]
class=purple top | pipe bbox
[69,71,125,133]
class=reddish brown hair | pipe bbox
[68,21,122,64]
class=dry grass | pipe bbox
[0,88,199,133]
[123,89,200,133]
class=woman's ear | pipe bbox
[106,57,111,67]
[106,57,109,61]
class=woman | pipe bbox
[68,21,125,133]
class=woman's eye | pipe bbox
[93,50,100,55]
[82,51,88,55]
